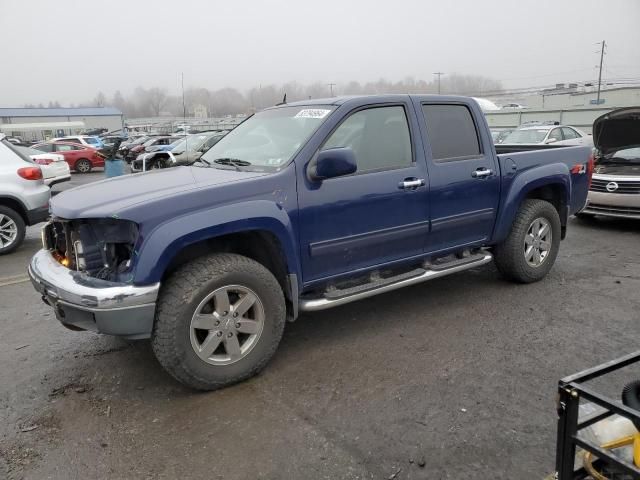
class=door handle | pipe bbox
[399,178,425,189]
[471,168,493,178]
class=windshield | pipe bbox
[172,134,211,154]
[602,146,640,164]
[130,137,148,146]
[200,105,335,169]
[18,146,45,156]
[502,129,549,144]
[85,136,101,145]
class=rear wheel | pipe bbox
[75,158,92,173]
[0,206,26,255]
[493,199,561,283]
[151,253,286,390]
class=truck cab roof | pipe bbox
[278,94,476,108]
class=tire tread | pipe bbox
[493,199,561,283]
[151,253,285,391]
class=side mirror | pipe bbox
[308,148,357,181]
[545,137,558,144]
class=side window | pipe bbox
[421,104,481,161]
[35,143,54,153]
[548,128,563,141]
[561,127,579,139]
[56,144,74,152]
[321,106,412,172]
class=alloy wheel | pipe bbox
[189,285,265,366]
[524,217,552,267]
[0,214,18,248]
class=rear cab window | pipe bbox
[421,104,481,161]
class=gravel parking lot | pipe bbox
[0,178,638,479]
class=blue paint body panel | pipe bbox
[49,95,592,294]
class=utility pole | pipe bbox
[433,72,445,94]
[327,83,336,97]
[181,72,186,120]
[596,40,606,105]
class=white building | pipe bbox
[0,107,124,141]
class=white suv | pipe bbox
[0,135,50,254]
[51,135,103,149]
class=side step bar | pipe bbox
[299,252,493,312]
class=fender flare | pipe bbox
[493,163,571,243]
[133,200,300,285]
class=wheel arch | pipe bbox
[494,164,571,243]
[0,195,29,224]
[132,202,301,317]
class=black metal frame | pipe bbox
[556,350,640,479]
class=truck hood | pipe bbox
[593,107,640,155]
[50,166,268,219]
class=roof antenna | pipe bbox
[276,93,287,106]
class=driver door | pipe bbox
[297,102,430,284]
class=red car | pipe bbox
[32,142,105,173]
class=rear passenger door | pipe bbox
[416,101,500,253]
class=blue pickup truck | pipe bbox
[29,95,593,390]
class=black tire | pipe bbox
[493,199,561,283]
[151,253,286,390]
[0,206,26,255]
[75,158,92,173]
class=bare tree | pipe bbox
[147,87,168,116]
[73,73,503,120]
[93,91,106,107]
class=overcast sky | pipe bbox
[1,0,639,106]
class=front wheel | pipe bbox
[493,199,561,283]
[75,158,92,173]
[151,253,286,390]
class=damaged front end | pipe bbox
[42,217,139,283]
[29,217,159,339]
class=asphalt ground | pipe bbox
[1,174,639,479]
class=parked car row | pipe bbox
[130,131,226,172]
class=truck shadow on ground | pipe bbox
[61,265,503,396]
[574,215,640,234]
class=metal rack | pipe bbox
[556,351,640,479]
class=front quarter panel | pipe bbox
[132,176,300,285]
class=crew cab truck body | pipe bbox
[28,95,593,390]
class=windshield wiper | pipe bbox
[212,158,252,171]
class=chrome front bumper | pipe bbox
[28,249,160,339]
[584,191,640,219]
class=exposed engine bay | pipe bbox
[43,218,138,282]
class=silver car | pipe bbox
[501,124,593,147]
[582,108,640,219]
[0,134,50,254]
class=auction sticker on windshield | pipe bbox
[294,109,332,119]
